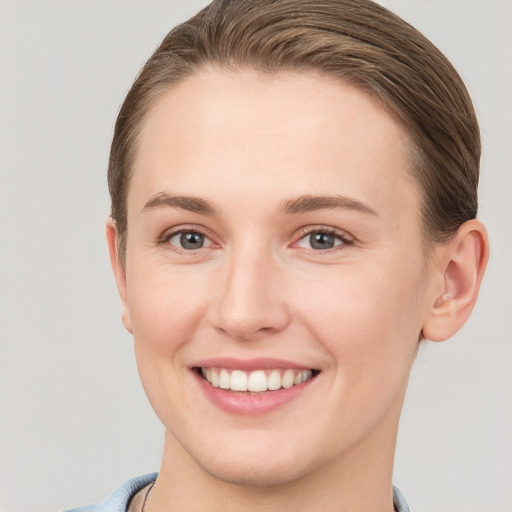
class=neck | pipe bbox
[146,399,403,512]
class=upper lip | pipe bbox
[192,357,316,371]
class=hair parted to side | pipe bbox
[108,0,480,263]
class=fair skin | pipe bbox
[107,69,488,512]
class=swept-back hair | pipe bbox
[108,0,479,262]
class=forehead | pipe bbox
[131,69,419,220]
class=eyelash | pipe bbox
[157,226,217,254]
[157,226,354,254]
[292,227,354,252]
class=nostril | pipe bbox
[215,324,277,343]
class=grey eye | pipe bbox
[170,231,206,250]
[295,230,346,251]
[309,232,336,249]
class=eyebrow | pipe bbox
[142,192,377,217]
[142,192,216,215]
[281,195,378,216]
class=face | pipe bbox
[116,69,437,485]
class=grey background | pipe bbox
[0,1,510,511]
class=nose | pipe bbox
[209,248,290,342]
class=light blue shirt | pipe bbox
[64,472,410,512]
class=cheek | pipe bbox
[126,263,211,365]
[297,263,425,378]
[125,267,213,423]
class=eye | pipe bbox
[295,229,351,251]
[167,230,211,250]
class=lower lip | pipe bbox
[193,370,316,415]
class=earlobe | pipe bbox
[105,219,133,334]
[422,219,489,342]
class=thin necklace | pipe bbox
[141,481,155,512]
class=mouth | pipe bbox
[194,367,319,394]
[191,358,321,414]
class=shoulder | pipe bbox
[64,472,158,512]
[393,485,410,512]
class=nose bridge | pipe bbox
[212,240,289,340]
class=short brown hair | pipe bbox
[108,0,480,262]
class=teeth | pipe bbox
[230,370,247,391]
[219,369,230,389]
[210,369,220,388]
[248,370,267,392]
[281,369,295,389]
[200,367,314,392]
[267,370,281,391]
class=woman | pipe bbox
[68,0,488,510]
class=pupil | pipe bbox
[180,232,204,249]
[310,232,334,249]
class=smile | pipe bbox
[192,358,320,414]
[198,367,315,393]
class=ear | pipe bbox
[106,219,133,333]
[422,219,489,342]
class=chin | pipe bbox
[185,431,327,488]
[196,454,313,488]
